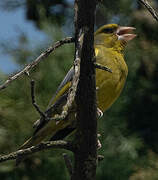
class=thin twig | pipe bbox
[0,140,73,163]
[0,37,74,91]
[94,63,112,73]
[139,0,158,22]
[31,80,46,118]
[63,153,73,176]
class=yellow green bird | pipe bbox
[16,24,136,163]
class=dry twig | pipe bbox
[139,0,158,21]
[0,37,74,91]
[0,140,73,163]
[31,80,46,118]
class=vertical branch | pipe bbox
[72,0,97,180]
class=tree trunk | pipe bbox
[72,0,97,179]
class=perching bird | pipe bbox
[16,24,136,164]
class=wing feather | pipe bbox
[47,67,74,107]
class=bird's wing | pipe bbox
[48,43,106,107]
[47,66,74,107]
[33,47,99,136]
[32,67,74,133]
[48,45,101,108]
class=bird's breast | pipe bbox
[96,52,128,112]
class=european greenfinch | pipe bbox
[16,24,136,163]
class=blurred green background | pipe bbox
[1,0,158,179]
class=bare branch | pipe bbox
[31,80,46,118]
[0,140,73,163]
[0,37,74,91]
[139,0,158,22]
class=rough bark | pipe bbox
[72,0,97,180]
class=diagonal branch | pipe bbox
[0,140,73,163]
[0,37,74,91]
[139,0,158,22]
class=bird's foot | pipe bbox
[97,108,103,118]
[97,134,102,149]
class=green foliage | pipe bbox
[0,23,74,179]
[1,0,158,179]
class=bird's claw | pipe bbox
[97,133,102,149]
[97,139,102,149]
[97,108,103,118]
[56,121,60,125]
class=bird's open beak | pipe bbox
[117,26,137,42]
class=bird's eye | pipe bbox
[101,28,114,34]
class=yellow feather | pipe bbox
[51,81,71,105]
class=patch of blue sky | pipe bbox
[0,7,47,74]
[0,55,20,74]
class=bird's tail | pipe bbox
[16,118,72,166]
[15,135,42,166]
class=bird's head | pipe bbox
[94,24,136,52]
